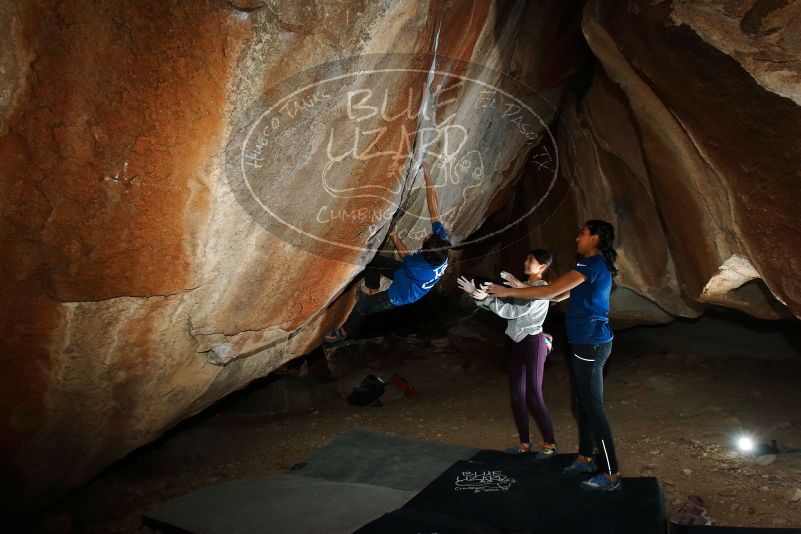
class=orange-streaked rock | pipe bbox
[0,0,587,518]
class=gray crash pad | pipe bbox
[291,426,479,490]
[143,427,478,533]
[143,474,414,534]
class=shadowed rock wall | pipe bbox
[464,0,801,326]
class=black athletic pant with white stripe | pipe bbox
[571,341,618,474]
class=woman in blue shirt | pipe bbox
[487,220,621,492]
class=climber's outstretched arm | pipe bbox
[422,161,441,223]
[389,229,411,259]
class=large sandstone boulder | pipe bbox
[0,0,586,517]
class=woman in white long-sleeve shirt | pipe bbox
[457,249,557,459]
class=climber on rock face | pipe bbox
[323,161,451,344]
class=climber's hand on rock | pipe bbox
[422,164,433,187]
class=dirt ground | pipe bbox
[24,310,801,533]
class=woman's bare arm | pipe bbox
[488,270,585,300]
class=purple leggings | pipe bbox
[509,333,555,445]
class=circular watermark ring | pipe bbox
[225,53,567,263]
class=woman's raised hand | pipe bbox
[472,287,489,300]
[500,271,526,288]
[456,276,477,295]
[471,281,492,300]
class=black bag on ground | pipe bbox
[347,375,385,407]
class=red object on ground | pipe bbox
[389,374,422,397]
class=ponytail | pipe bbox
[585,220,618,277]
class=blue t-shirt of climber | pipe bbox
[387,222,449,307]
[565,254,614,344]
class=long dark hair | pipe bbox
[529,248,553,281]
[585,220,618,277]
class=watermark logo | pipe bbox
[225,54,562,263]
[454,470,517,493]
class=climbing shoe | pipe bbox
[504,443,531,455]
[580,473,622,492]
[534,443,558,460]
[562,458,598,475]
[322,328,348,344]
